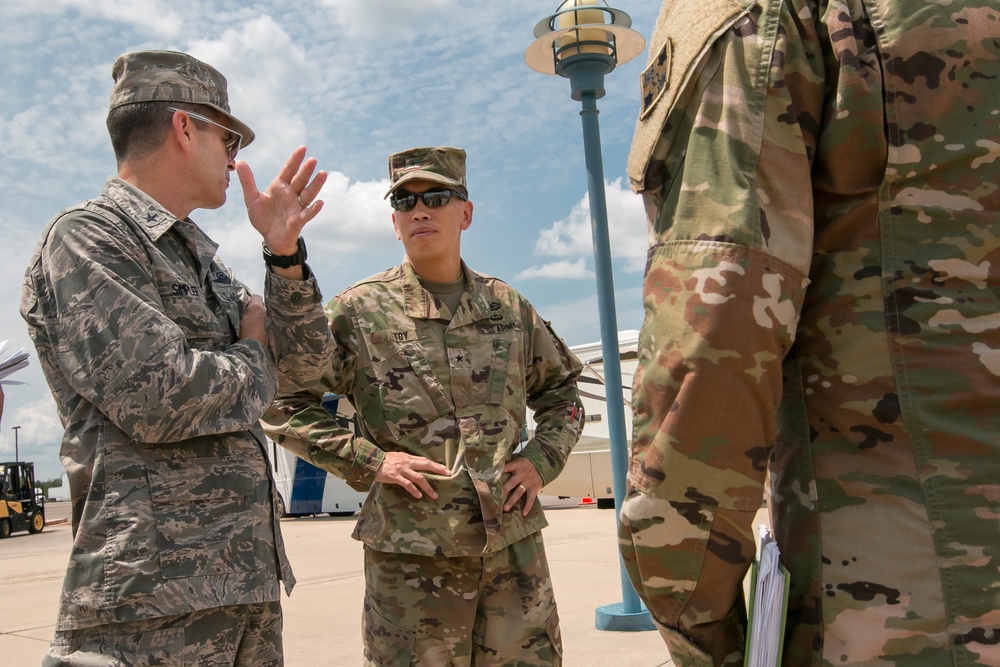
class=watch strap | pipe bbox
[262,237,307,269]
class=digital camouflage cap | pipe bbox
[385,146,467,198]
[109,50,255,147]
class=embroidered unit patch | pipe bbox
[640,40,671,120]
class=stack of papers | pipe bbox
[0,340,30,385]
[745,524,789,667]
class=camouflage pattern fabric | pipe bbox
[265,258,584,558]
[362,533,561,666]
[109,50,255,146]
[620,0,1000,665]
[20,177,334,632]
[44,601,283,666]
[385,145,467,197]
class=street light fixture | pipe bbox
[12,425,20,462]
[526,0,652,633]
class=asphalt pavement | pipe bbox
[0,499,674,666]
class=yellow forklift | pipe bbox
[0,461,45,538]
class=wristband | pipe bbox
[262,237,307,269]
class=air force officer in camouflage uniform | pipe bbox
[619,1,1000,665]
[21,50,334,665]
[265,147,585,666]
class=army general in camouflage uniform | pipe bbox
[619,1,1000,666]
[264,146,585,666]
[21,50,334,666]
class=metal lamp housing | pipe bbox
[524,1,645,100]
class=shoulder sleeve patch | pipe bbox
[628,0,755,192]
[639,39,672,121]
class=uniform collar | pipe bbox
[102,177,221,280]
[102,177,181,242]
[399,258,494,325]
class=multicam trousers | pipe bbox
[362,532,562,666]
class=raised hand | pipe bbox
[236,146,328,256]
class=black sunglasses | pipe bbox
[390,188,467,212]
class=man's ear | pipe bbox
[391,212,403,241]
[460,201,473,231]
[168,109,196,153]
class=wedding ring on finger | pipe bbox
[297,195,306,208]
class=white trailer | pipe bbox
[47,472,71,502]
[264,395,368,517]
[532,330,639,508]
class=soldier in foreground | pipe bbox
[265,146,584,666]
[620,0,1000,665]
[21,50,333,665]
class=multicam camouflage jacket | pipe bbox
[620,0,1000,665]
[20,177,334,631]
[265,259,584,557]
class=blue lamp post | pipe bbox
[525,0,653,632]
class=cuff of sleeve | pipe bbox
[265,269,324,316]
[515,444,556,487]
[345,439,385,492]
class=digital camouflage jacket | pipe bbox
[265,259,584,557]
[620,0,1000,665]
[20,177,334,631]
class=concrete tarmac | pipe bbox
[0,500,673,666]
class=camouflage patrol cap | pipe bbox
[109,50,255,147]
[385,146,467,198]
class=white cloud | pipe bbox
[531,177,648,273]
[320,0,461,40]
[188,16,323,171]
[0,59,110,190]
[0,394,65,482]
[515,258,591,281]
[10,0,184,38]
[535,204,592,258]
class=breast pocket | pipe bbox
[159,295,229,353]
[159,272,242,351]
[483,331,525,420]
[370,337,452,442]
[146,457,257,579]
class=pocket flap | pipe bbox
[363,599,415,665]
[147,457,255,502]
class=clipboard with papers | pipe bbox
[0,340,29,385]
[744,524,789,667]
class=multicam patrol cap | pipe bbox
[384,146,467,198]
[109,50,255,147]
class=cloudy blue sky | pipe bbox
[0,0,657,482]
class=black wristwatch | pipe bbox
[262,237,307,268]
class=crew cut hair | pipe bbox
[107,101,209,165]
